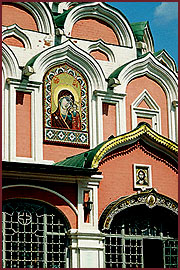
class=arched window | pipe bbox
[103,205,178,268]
[2,199,71,268]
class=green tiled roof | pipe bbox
[130,21,148,42]
[54,140,105,169]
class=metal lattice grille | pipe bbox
[104,205,178,268]
[164,240,178,268]
[105,235,143,268]
[2,200,70,268]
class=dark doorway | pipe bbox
[143,239,164,268]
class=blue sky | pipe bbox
[107,2,178,66]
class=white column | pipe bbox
[172,100,178,143]
[68,174,105,268]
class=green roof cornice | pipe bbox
[26,52,42,67]
[153,49,164,57]
[53,9,72,28]
[108,52,151,79]
[109,62,129,79]
[130,21,148,42]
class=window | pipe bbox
[104,205,178,268]
[2,199,70,268]
[131,89,161,133]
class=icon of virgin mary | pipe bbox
[51,89,81,130]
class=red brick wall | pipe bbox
[16,92,31,158]
[43,144,88,163]
[71,18,119,45]
[98,144,177,217]
[102,103,117,141]
[137,117,152,127]
[3,35,25,48]
[90,50,109,61]
[2,3,38,31]
[3,183,77,229]
[126,76,169,137]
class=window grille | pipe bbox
[2,199,70,268]
[104,205,178,268]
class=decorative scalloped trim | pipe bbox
[99,141,178,173]
[102,189,178,230]
[92,124,178,168]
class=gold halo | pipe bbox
[52,84,80,113]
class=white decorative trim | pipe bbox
[3,184,78,215]
[10,2,55,35]
[155,50,177,74]
[2,24,32,49]
[78,181,100,232]
[2,43,21,160]
[87,40,115,62]
[117,53,178,141]
[94,90,126,144]
[28,40,107,149]
[131,89,161,133]
[143,23,154,53]
[63,2,135,48]
[171,100,178,143]
[2,42,21,79]
[133,164,152,190]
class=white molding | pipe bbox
[131,89,161,133]
[94,90,126,144]
[2,42,21,79]
[2,44,21,161]
[2,24,32,49]
[28,40,107,150]
[3,184,78,215]
[155,50,177,74]
[77,180,100,232]
[117,53,178,141]
[68,229,105,268]
[87,39,115,62]
[143,24,154,53]
[63,2,135,48]
[12,2,55,35]
[30,40,106,90]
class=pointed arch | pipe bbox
[27,39,106,91]
[99,189,178,230]
[63,2,135,47]
[2,42,21,80]
[3,2,55,35]
[114,53,178,141]
[2,24,32,49]
[88,40,115,62]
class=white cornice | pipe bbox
[2,24,32,49]
[29,39,106,90]
[2,42,21,79]
[63,2,135,48]
[15,2,55,35]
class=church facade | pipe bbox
[2,2,178,268]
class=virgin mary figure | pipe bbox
[51,89,74,129]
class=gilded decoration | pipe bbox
[43,64,89,146]
[103,189,178,230]
[92,124,178,168]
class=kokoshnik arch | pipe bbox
[2,2,178,268]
